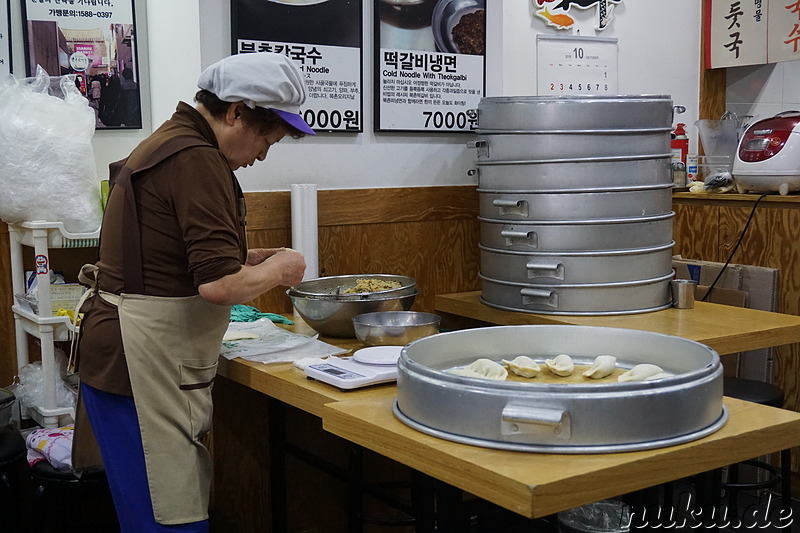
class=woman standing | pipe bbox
[74,52,315,532]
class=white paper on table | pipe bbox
[220,318,314,359]
[242,340,349,365]
[219,318,349,363]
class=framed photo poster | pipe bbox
[231,0,364,133]
[20,0,142,129]
[375,0,485,133]
[1,0,11,76]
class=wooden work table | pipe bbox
[214,309,800,529]
[323,394,800,519]
[434,291,800,355]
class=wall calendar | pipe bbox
[536,35,618,96]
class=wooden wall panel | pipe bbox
[672,203,720,260]
[242,187,481,318]
[674,196,800,490]
[716,206,800,421]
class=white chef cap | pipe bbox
[197,52,315,135]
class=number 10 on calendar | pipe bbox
[536,35,619,96]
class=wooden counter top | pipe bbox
[435,291,800,355]
[673,191,800,207]
[323,394,800,519]
[217,311,800,522]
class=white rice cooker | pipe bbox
[733,111,800,195]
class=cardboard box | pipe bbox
[695,285,748,308]
[672,258,742,290]
[673,257,779,383]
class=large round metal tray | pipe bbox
[471,154,672,192]
[472,131,670,162]
[476,95,675,132]
[393,402,728,454]
[478,185,673,221]
[478,213,674,252]
[479,242,674,285]
[480,272,673,315]
[395,325,725,453]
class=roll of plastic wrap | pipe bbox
[291,183,319,280]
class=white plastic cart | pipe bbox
[9,221,99,427]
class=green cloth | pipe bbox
[230,304,293,325]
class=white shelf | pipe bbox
[11,220,100,248]
[11,304,77,342]
[9,221,96,428]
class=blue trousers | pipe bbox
[81,383,209,533]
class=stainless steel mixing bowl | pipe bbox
[289,274,417,300]
[289,288,419,338]
[352,311,441,346]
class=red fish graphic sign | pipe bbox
[533,0,623,31]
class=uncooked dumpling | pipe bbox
[644,372,674,381]
[448,358,508,380]
[545,354,574,377]
[583,355,617,379]
[502,356,541,378]
[618,364,672,382]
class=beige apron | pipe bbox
[105,289,229,524]
[76,264,230,524]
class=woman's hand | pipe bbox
[262,248,306,287]
[199,248,306,305]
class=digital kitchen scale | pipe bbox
[304,346,402,390]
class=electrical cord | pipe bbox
[701,193,768,302]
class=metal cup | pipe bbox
[671,279,697,309]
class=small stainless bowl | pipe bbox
[352,311,441,346]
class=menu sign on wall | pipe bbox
[375,0,485,132]
[768,0,800,63]
[232,0,363,133]
[704,0,800,68]
[21,0,142,129]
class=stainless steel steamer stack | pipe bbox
[471,95,676,315]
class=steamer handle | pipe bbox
[501,404,571,438]
[525,262,565,281]
[492,198,529,218]
[466,139,489,158]
[502,405,565,426]
[520,288,559,309]
[500,229,538,248]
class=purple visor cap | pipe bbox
[274,109,316,135]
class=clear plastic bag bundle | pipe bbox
[15,348,76,412]
[0,67,102,233]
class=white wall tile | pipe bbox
[727,63,783,105]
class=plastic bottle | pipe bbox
[671,123,689,165]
